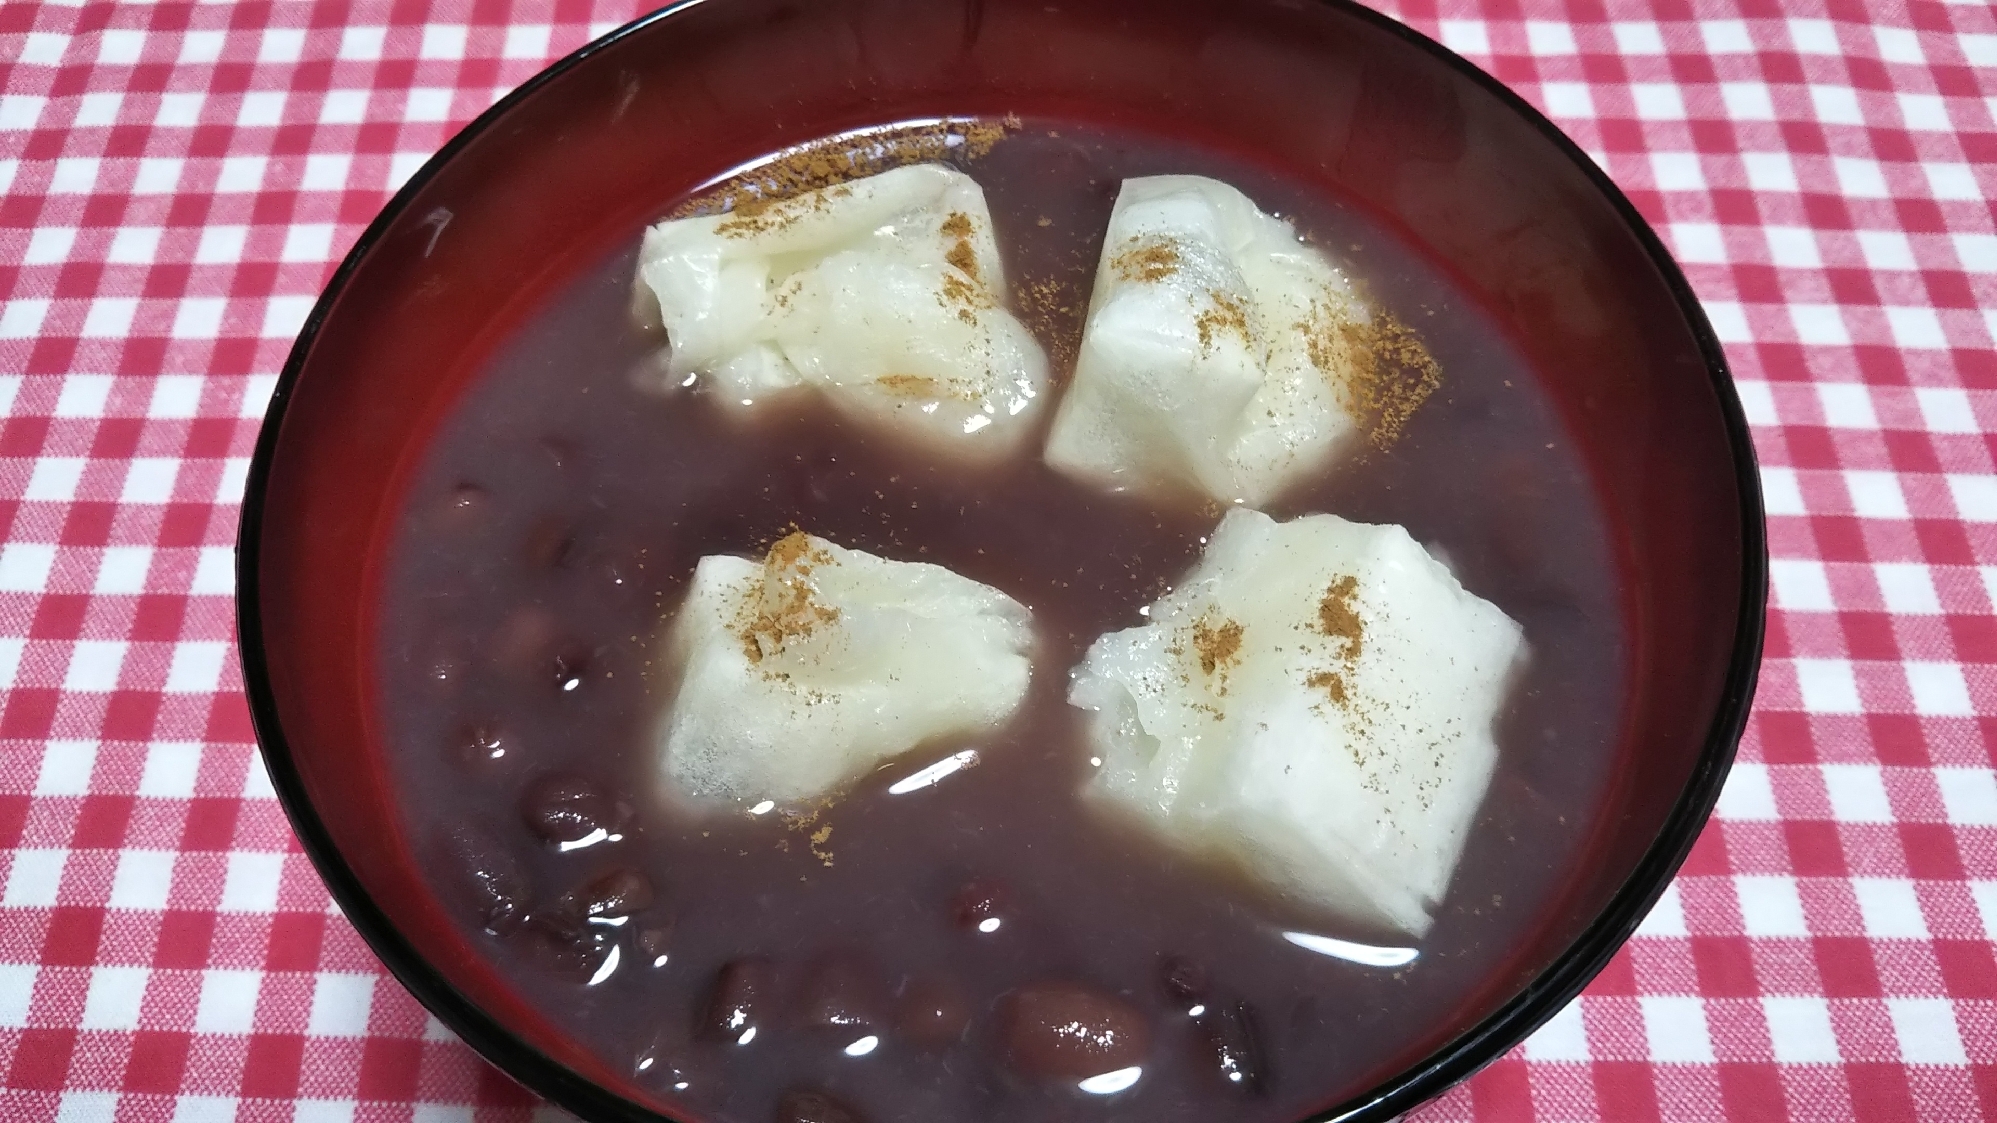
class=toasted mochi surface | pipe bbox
[1044,174,1382,505]
[1069,508,1525,937]
[633,164,1049,459]
[660,532,1034,807]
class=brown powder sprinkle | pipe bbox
[876,373,942,398]
[1299,296,1348,378]
[1305,670,1348,705]
[876,370,980,405]
[735,532,840,667]
[1014,276,1083,376]
[1345,313,1442,449]
[1302,575,1365,715]
[933,210,999,331]
[713,184,849,239]
[1111,239,1180,283]
[955,115,1018,158]
[1195,290,1251,353]
[766,529,817,572]
[939,271,992,311]
[1317,575,1363,660]
[944,240,980,279]
[1192,614,1245,677]
[668,116,1019,224]
[940,211,981,277]
[1298,290,1442,451]
[776,799,841,865]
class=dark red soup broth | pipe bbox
[377,120,1626,1123]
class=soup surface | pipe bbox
[377,119,1626,1123]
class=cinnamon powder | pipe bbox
[736,531,840,666]
[1192,615,1245,677]
[1111,239,1180,283]
[1195,290,1251,353]
[1298,291,1441,451]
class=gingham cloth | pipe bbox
[0,0,1992,1120]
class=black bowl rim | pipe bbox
[234,1,1768,1119]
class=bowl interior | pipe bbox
[242,0,1761,1118]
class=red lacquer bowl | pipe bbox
[236,1,1767,1119]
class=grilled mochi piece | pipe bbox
[1044,175,1433,506]
[1069,508,1525,937]
[634,164,1050,460]
[660,532,1034,807]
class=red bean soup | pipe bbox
[372,122,1625,1123]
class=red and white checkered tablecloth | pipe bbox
[1,0,1993,1119]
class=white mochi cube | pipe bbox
[635,164,1049,459]
[1045,175,1405,505]
[1070,508,1525,937]
[661,532,1034,807]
